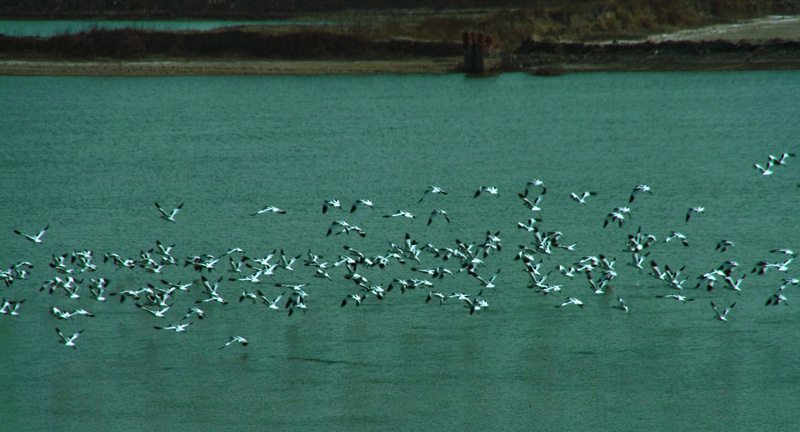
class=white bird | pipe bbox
[613,297,629,314]
[686,206,705,222]
[426,291,447,305]
[664,231,689,247]
[154,323,193,332]
[383,210,416,221]
[428,209,451,226]
[472,268,500,288]
[219,336,248,349]
[257,291,285,310]
[555,297,584,308]
[155,202,183,222]
[571,191,597,205]
[519,193,543,211]
[419,185,448,202]
[13,225,49,243]
[656,294,694,302]
[603,211,625,228]
[56,327,83,348]
[474,186,499,198]
[182,307,205,320]
[754,162,773,175]
[322,199,342,214]
[350,199,374,213]
[251,205,286,216]
[0,299,24,316]
[768,152,795,166]
[766,292,788,306]
[135,303,171,318]
[524,179,546,196]
[341,293,368,307]
[716,240,734,252]
[711,301,735,322]
[629,184,652,203]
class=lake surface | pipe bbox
[0,19,309,37]
[1,71,799,431]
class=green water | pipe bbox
[0,19,308,37]
[1,72,799,431]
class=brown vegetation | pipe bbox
[0,28,460,60]
[1,0,799,74]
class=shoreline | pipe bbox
[3,56,800,77]
[0,58,462,76]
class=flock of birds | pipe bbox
[1,152,798,351]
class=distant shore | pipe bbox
[1,15,799,76]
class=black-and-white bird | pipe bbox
[765,292,788,306]
[555,297,584,308]
[716,240,734,252]
[383,210,416,221]
[56,327,83,348]
[13,225,49,243]
[219,336,248,349]
[251,205,286,216]
[613,297,629,314]
[155,202,183,222]
[754,162,773,176]
[474,186,498,198]
[350,199,374,213]
[419,186,448,202]
[711,301,735,322]
[154,323,193,332]
[135,303,171,318]
[322,199,342,214]
[686,206,705,222]
[664,231,689,247]
[428,209,451,226]
[768,152,796,166]
[571,191,597,205]
[629,184,652,203]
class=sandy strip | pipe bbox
[0,58,462,77]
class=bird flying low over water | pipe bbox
[474,186,498,198]
[219,336,248,349]
[251,205,286,216]
[711,301,735,322]
[155,202,183,222]
[13,225,49,243]
[56,327,83,349]
[686,206,705,222]
[754,162,773,176]
[419,186,447,203]
[428,209,451,226]
[154,323,193,332]
[768,152,796,165]
[350,199,374,213]
[555,297,584,308]
[384,210,416,221]
[629,184,652,203]
[571,191,597,205]
[322,199,341,214]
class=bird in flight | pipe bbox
[155,202,183,222]
[219,336,248,349]
[251,205,286,216]
[56,327,83,349]
[13,225,49,243]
